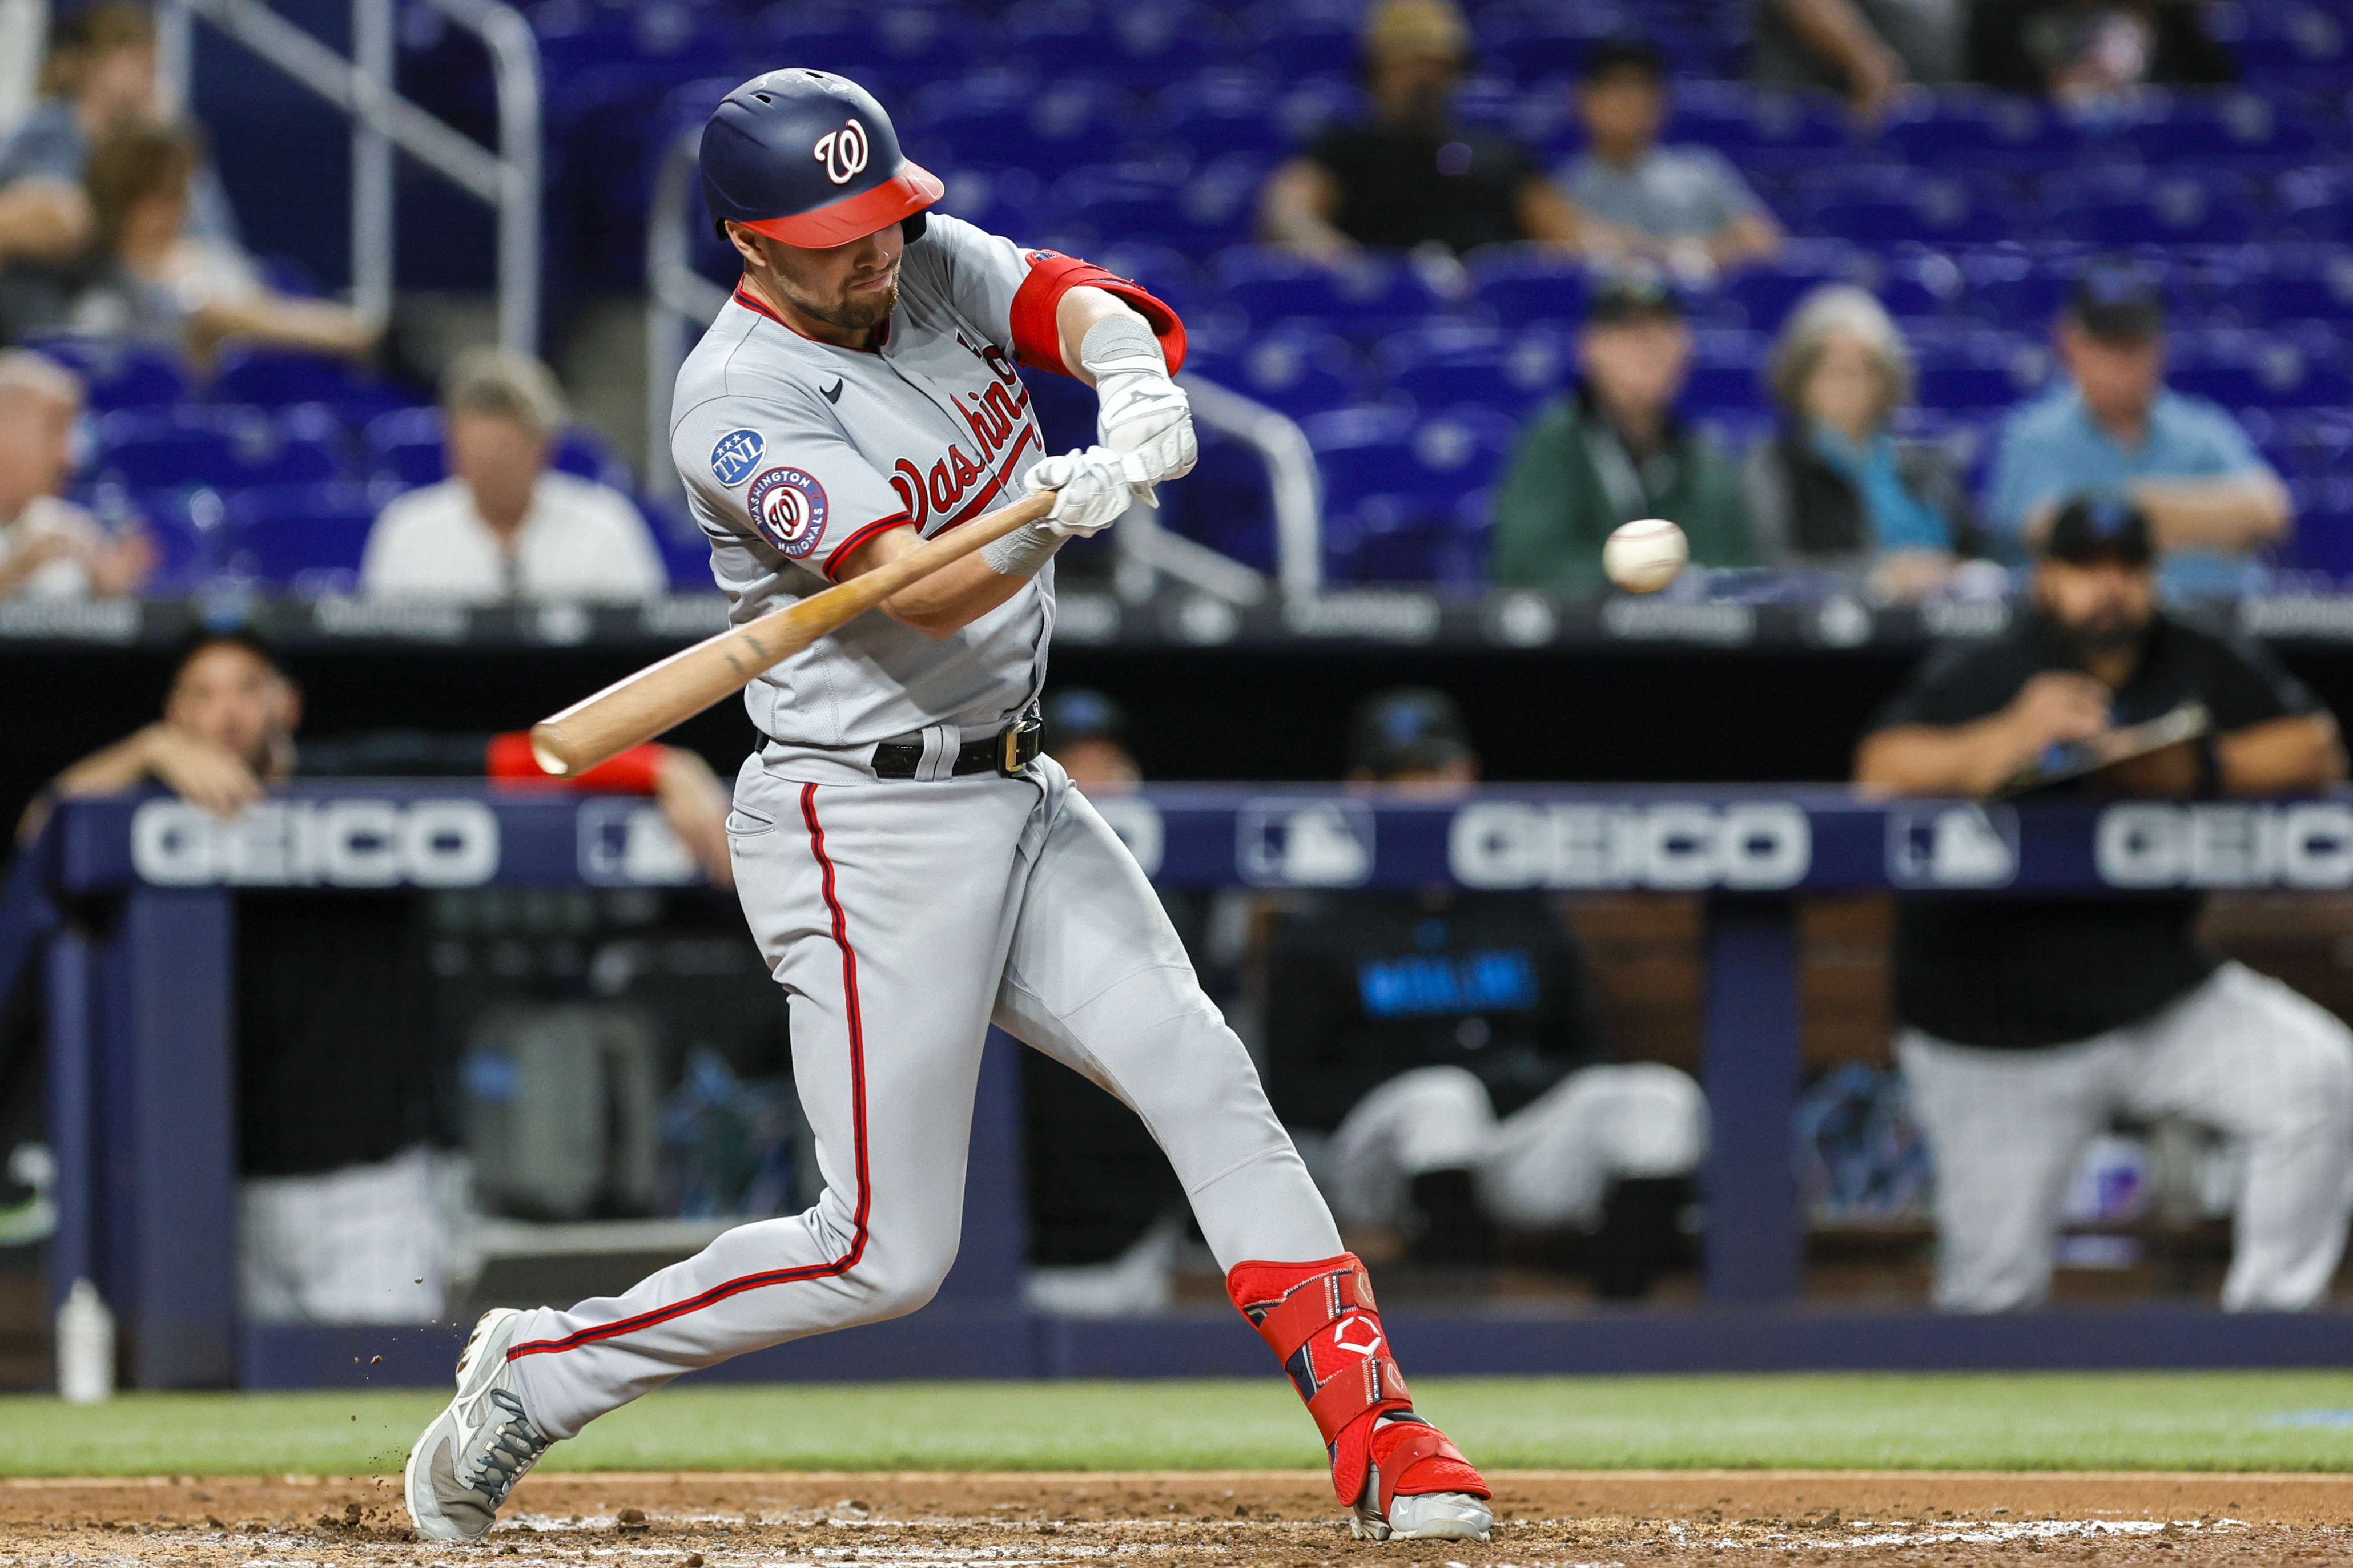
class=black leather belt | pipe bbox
[872,713,1043,780]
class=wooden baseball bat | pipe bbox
[529,490,1057,777]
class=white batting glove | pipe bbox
[1081,313,1196,509]
[1024,446,1138,538]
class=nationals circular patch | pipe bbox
[746,466,828,557]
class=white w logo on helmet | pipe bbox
[813,118,871,186]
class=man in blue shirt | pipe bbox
[1987,259,2291,598]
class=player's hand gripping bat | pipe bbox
[528,491,1056,777]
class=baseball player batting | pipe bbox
[404,70,1491,1545]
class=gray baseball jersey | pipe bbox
[671,214,1069,776]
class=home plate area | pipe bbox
[0,1471,2343,1566]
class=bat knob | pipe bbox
[528,725,573,777]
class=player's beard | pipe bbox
[788,263,900,332]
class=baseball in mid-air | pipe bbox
[1603,517,1688,593]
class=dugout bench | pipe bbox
[25,781,2353,1388]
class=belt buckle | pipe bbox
[997,713,1043,777]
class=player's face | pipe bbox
[742,223,906,334]
[1366,50,1461,124]
[2036,557,2155,654]
[2060,323,2164,429]
[166,644,300,771]
[0,386,77,514]
[1052,737,1141,792]
[1578,317,1691,420]
[1801,329,1887,440]
[80,43,158,127]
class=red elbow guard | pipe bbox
[1007,251,1187,377]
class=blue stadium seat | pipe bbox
[1238,3,1366,85]
[1794,171,2020,248]
[1373,325,1570,417]
[1469,248,1591,329]
[363,406,445,487]
[1185,329,1362,419]
[1149,72,1293,163]
[207,348,408,423]
[2272,166,2353,243]
[1050,159,1261,253]
[759,4,999,90]
[1667,84,1851,164]
[1679,331,1771,414]
[23,336,188,412]
[550,426,635,491]
[78,484,219,591]
[2170,346,2353,410]
[2041,171,2262,247]
[1157,427,1279,573]
[220,482,384,590]
[1308,404,1514,517]
[1214,249,1445,336]
[91,407,276,489]
[2123,92,2324,163]
[912,77,1137,185]
[1003,0,1225,86]
[636,496,720,591]
[2233,252,2353,323]
[1085,241,1210,322]
[1877,94,2084,169]
[935,167,1046,243]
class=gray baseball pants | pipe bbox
[1899,961,2353,1314]
[506,755,1341,1439]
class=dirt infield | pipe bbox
[0,1470,2344,1565]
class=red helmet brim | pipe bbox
[735,162,944,249]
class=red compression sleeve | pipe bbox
[485,732,668,794]
[1007,251,1188,378]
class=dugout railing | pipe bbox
[18,781,2353,1388]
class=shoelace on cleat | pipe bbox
[462,1390,549,1503]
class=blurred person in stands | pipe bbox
[1857,494,2352,1313]
[19,630,733,1323]
[1969,0,2234,102]
[1556,41,1783,280]
[1043,687,1141,793]
[65,119,377,361]
[0,346,149,596]
[1258,0,1576,263]
[0,3,245,268]
[1490,276,1753,598]
[21,627,731,871]
[1989,259,2289,599]
[1743,285,1977,601]
[1750,0,1963,124]
[1261,688,1706,1297]
[360,348,667,603]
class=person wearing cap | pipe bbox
[359,348,668,603]
[1261,688,1706,1296]
[1555,40,1783,279]
[1856,493,2352,1314]
[1490,277,1755,598]
[1042,687,1141,792]
[1987,259,2291,599]
[1258,0,1578,261]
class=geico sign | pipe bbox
[1449,801,1811,890]
[131,798,500,888]
[2097,801,2353,889]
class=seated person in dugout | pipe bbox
[361,348,670,604]
[1490,275,1755,598]
[1258,0,1576,261]
[1855,494,2353,1313]
[1262,688,1707,1298]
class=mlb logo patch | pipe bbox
[709,429,766,487]
[747,466,828,557]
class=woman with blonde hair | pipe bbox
[1743,284,1976,600]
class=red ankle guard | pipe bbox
[1226,1254,1489,1515]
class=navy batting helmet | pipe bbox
[701,70,943,249]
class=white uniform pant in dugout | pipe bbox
[506,756,1342,1438]
[1899,961,2353,1315]
[1322,1062,1708,1232]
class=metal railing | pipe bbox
[642,130,1322,603]
[157,0,542,351]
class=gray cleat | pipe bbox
[1358,1489,1494,1541]
[404,1308,554,1542]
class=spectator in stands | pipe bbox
[1262,688,1704,1296]
[65,120,378,362]
[0,3,246,269]
[21,628,732,876]
[1751,0,1964,124]
[1857,494,2353,1314]
[1743,285,1977,601]
[360,348,667,604]
[1043,687,1140,793]
[1491,276,1754,598]
[1557,41,1783,280]
[1969,0,2234,102]
[1988,259,2290,599]
[1258,0,1576,262]
[0,347,150,598]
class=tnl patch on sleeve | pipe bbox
[747,466,830,557]
[710,429,767,487]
